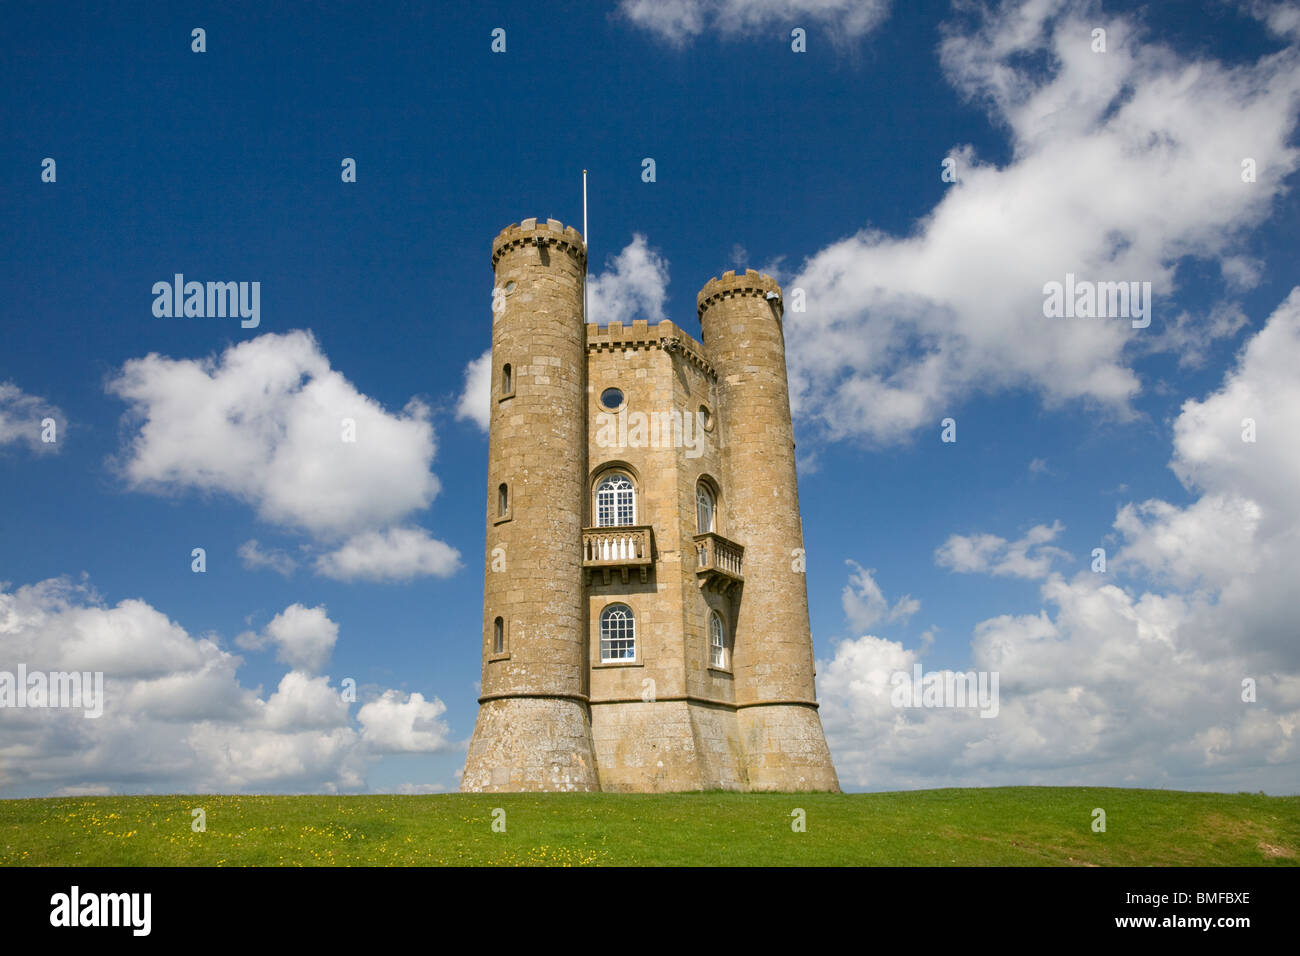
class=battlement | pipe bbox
[492,217,587,268]
[697,269,783,321]
[586,319,715,378]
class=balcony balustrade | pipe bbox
[582,525,654,584]
[694,532,744,594]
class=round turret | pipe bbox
[697,268,840,792]
[462,217,599,792]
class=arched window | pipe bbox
[600,604,635,662]
[595,473,636,527]
[493,616,504,654]
[502,364,512,395]
[696,482,715,534]
[498,483,509,518]
[709,611,727,668]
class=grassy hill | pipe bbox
[2,787,1296,866]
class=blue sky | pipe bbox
[3,0,1299,796]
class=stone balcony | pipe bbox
[583,525,654,584]
[694,532,744,594]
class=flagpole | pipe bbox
[582,169,589,324]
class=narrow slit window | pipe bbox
[502,363,512,395]
[498,483,509,517]
[493,617,504,654]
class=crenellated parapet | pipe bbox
[586,319,716,379]
[492,217,587,268]
[697,269,783,322]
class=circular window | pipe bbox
[600,388,624,410]
[699,404,714,431]
[503,280,517,294]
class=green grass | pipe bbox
[1,787,1296,866]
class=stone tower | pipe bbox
[460,217,599,791]
[697,271,840,791]
[462,216,839,793]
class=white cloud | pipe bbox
[0,382,65,454]
[454,349,492,432]
[1117,286,1300,664]
[841,561,919,631]
[183,724,363,793]
[21,589,215,679]
[236,603,338,674]
[821,573,1300,791]
[52,784,113,797]
[389,781,449,794]
[238,539,298,576]
[313,526,462,582]
[261,671,351,731]
[586,234,670,326]
[1143,301,1250,369]
[819,289,1300,792]
[263,603,338,674]
[619,0,890,45]
[0,576,454,795]
[786,0,1300,444]
[358,690,453,753]
[1168,288,1300,529]
[1113,494,1261,589]
[1247,0,1300,40]
[935,521,1070,579]
[108,330,441,538]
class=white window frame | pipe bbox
[709,611,727,669]
[696,482,715,534]
[600,604,636,663]
[595,473,636,527]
